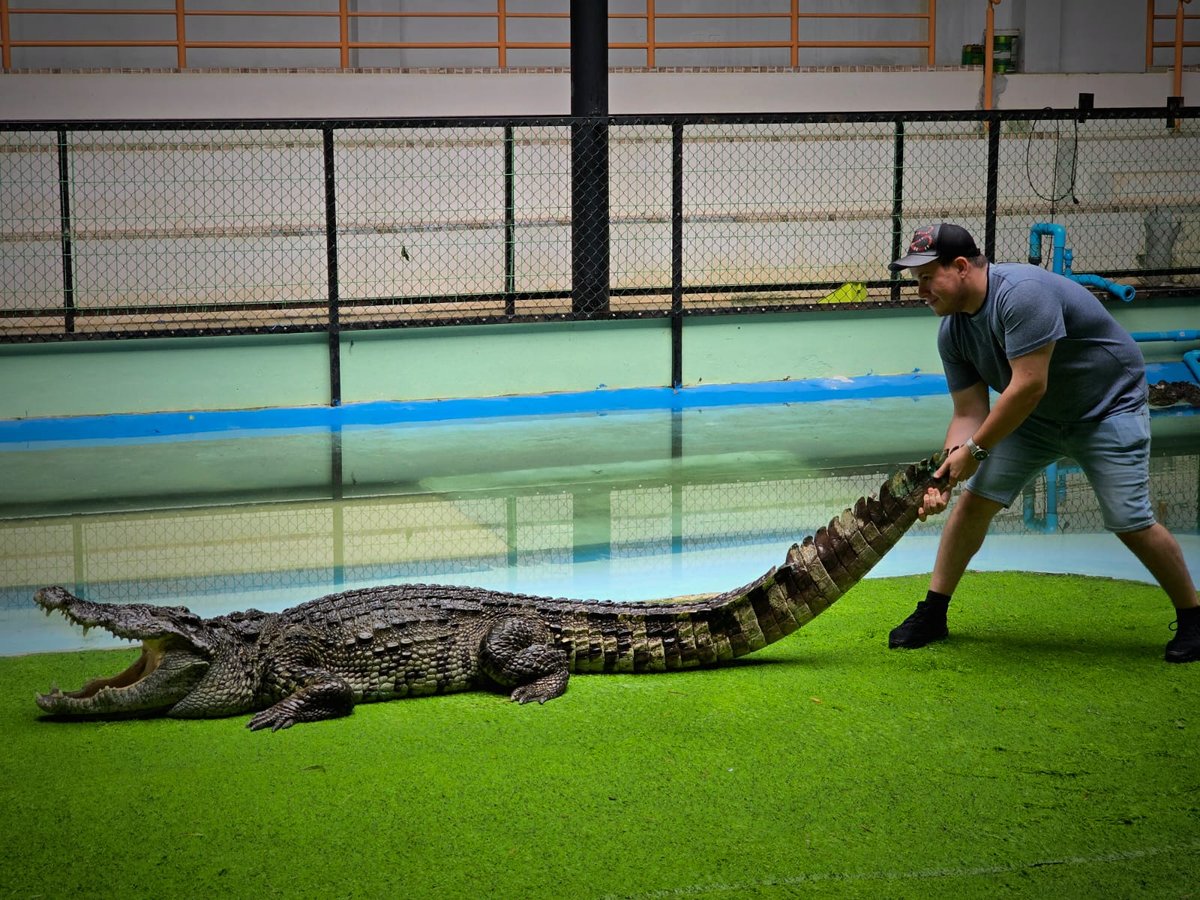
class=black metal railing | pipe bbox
[3,103,1198,349]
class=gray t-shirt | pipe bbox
[938,263,1147,423]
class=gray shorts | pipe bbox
[964,406,1155,533]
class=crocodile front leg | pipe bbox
[479,616,570,704]
[248,624,354,730]
[247,669,354,731]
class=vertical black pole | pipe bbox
[889,119,905,302]
[56,127,76,334]
[1167,95,1182,130]
[324,125,345,575]
[984,113,1001,260]
[504,124,516,317]
[322,126,342,407]
[671,122,684,389]
[570,0,609,315]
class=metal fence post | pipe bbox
[56,127,76,333]
[322,126,342,407]
[504,123,516,317]
[890,119,905,302]
[984,113,1001,259]
[570,0,609,315]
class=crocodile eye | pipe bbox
[169,607,203,626]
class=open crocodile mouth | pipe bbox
[32,614,211,720]
[38,641,171,708]
[31,585,216,720]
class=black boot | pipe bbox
[888,600,949,649]
[1165,607,1200,663]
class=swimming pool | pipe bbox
[2,393,1197,656]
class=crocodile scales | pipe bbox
[33,451,948,731]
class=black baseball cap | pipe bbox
[889,223,982,271]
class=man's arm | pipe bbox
[920,342,1054,518]
[943,380,991,450]
[918,380,989,520]
[971,340,1054,453]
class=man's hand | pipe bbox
[917,484,951,521]
[918,444,980,521]
[940,443,981,487]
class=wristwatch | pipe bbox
[965,437,990,461]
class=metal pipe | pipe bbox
[984,0,1001,110]
[646,0,655,68]
[338,0,348,69]
[1175,0,1191,102]
[497,0,507,68]
[928,0,937,66]
[1147,0,1156,71]
[175,0,185,69]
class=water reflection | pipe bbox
[2,399,1196,655]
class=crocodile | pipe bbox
[34,450,948,731]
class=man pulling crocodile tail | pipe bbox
[888,223,1199,663]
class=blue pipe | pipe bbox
[1128,330,1200,342]
[1022,460,1075,533]
[1186,349,1200,383]
[1070,272,1137,303]
[1028,222,1067,272]
[1029,223,1136,302]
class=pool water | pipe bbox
[2,395,1197,656]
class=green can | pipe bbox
[993,30,1019,73]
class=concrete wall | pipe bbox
[2,69,1197,122]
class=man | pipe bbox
[887,222,1199,663]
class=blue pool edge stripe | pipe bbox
[0,373,954,446]
[5,362,1195,446]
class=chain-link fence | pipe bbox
[3,106,1198,343]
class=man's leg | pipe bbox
[930,489,1006,595]
[889,489,1005,649]
[1069,407,1200,662]
[1116,523,1200,611]
[1117,524,1200,663]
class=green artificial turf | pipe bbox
[1,572,1197,899]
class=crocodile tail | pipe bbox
[681,449,950,662]
[562,451,948,674]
